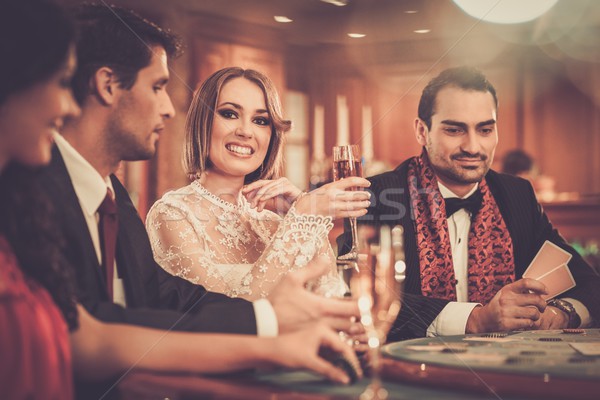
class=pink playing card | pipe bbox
[536,264,576,300]
[523,241,572,280]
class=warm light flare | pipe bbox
[273,16,293,23]
[368,337,380,348]
[321,0,348,6]
[347,33,366,38]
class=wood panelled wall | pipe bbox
[114,2,600,214]
[288,42,600,195]
[522,55,600,194]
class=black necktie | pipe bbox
[444,190,483,217]
[98,188,118,299]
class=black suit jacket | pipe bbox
[339,159,600,341]
[39,146,257,334]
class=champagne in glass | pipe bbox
[333,157,363,182]
[333,144,362,261]
[352,225,405,400]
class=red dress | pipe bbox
[0,237,73,400]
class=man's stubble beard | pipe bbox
[433,162,487,185]
[105,116,155,163]
[426,145,492,186]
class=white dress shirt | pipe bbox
[426,182,480,336]
[426,182,590,336]
[54,133,278,336]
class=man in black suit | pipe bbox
[41,4,357,337]
[340,66,599,340]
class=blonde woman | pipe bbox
[146,67,370,300]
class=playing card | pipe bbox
[570,342,600,356]
[523,241,572,280]
[536,264,576,300]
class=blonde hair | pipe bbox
[184,67,291,183]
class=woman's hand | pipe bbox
[268,323,363,384]
[242,177,303,214]
[294,177,371,220]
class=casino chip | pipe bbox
[562,328,585,334]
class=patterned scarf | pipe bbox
[407,151,515,305]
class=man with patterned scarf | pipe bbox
[339,66,599,341]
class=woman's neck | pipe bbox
[199,170,245,205]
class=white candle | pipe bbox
[336,95,350,146]
[362,105,374,161]
[313,104,325,159]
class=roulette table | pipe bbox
[381,329,600,399]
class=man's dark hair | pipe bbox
[71,3,182,105]
[418,66,498,130]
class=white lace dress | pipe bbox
[146,181,345,300]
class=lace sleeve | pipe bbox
[146,202,219,286]
[307,239,348,298]
[146,200,336,300]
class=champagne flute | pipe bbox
[333,144,363,262]
[351,225,405,400]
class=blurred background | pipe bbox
[59,0,600,265]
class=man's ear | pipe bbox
[414,118,428,146]
[92,67,118,106]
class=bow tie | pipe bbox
[444,190,483,217]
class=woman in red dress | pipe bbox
[0,2,79,397]
[0,1,358,398]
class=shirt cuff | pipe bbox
[426,302,480,337]
[253,299,279,337]
[563,297,592,328]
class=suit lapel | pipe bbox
[484,171,530,277]
[363,161,421,294]
[391,162,421,294]
[41,146,109,298]
[110,174,149,307]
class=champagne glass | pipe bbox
[333,144,363,262]
[351,225,406,400]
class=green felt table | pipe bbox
[118,329,600,400]
[381,329,600,399]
